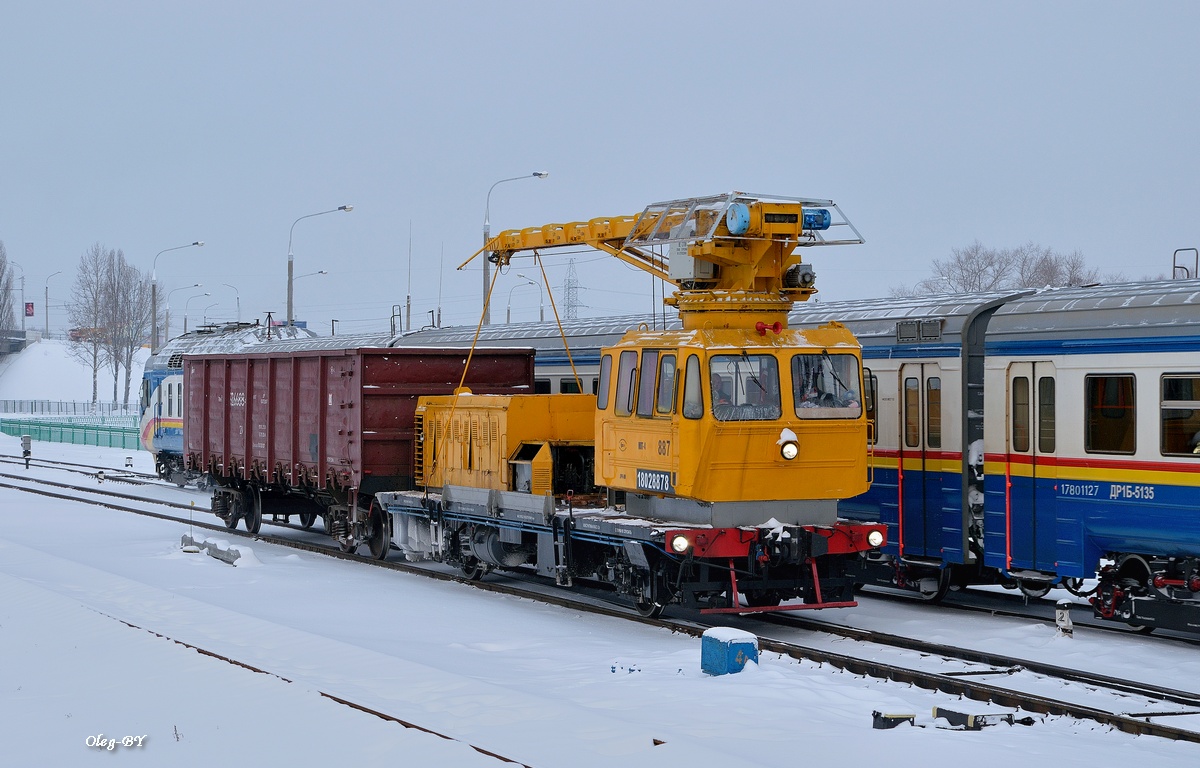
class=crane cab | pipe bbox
[595,322,868,527]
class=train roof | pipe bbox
[787,290,1030,352]
[146,323,318,370]
[987,279,1200,343]
[396,313,682,363]
[226,331,397,355]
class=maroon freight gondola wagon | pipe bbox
[184,341,534,553]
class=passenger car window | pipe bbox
[904,377,919,447]
[1085,374,1135,454]
[1038,377,1056,453]
[1011,376,1030,452]
[926,377,941,449]
[1160,374,1200,456]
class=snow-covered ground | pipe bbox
[0,338,148,402]
[1,437,1199,766]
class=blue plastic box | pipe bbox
[701,627,759,675]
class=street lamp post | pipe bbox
[165,284,202,342]
[515,272,544,322]
[482,172,548,325]
[202,303,218,325]
[183,292,210,335]
[9,260,25,337]
[221,283,241,323]
[288,206,351,326]
[151,241,204,353]
[44,271,61,338]
[506,277,538,324]
[291,270,327,327]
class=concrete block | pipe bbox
[701,627,758,675]
[181,533,258,566]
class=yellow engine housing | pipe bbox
[415,393,594,495]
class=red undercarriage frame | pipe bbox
[662,521,887,615]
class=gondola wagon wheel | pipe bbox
[242,488,262,535]
[366,502,391,561]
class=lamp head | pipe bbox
[532,171,549,179]
[339,205,353,212]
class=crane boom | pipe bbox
[463,191,863,329]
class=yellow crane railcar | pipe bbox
[379,192,886,616]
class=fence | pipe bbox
[0,418,141,450]
[0,400,137,417]
[6,414,140,428]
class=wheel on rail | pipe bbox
[299,511,317,530]
[1018,580,1053,599]
[743,589,783,608]
[338,539,359,555]
[366,502,390,561]
[460,559,488,581]
[916,570,951,603]
[243,488,263,535]
[634,600,664,619]
[221,490,242,530]
[1062,578,1093,597]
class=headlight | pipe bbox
[867,530,884,548]
[670,535,690,553]
[780,441,799,461]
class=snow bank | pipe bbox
[0,338,149,402]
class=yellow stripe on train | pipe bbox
[984,459,1200,487]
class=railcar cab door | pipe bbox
[596,347,681,498]
[1001,362,1058,576]
[898,363,945,560]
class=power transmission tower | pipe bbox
[563,259,580,320]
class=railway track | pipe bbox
[856,584,1200,647]
[5,459,1200,743]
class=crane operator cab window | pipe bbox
[792,353,863,419]
[709,354,782,421]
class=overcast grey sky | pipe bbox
[2,2,1198,335]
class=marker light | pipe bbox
[867,530,885,548]
[777,427,800,461]
[670,535,690,554]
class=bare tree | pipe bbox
[895,240,1104,296]
[932,240,1018,292]
[103,251,152,407]
[68,244,111,405]
[1010,242,1100,288]
[0,241,16,333]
